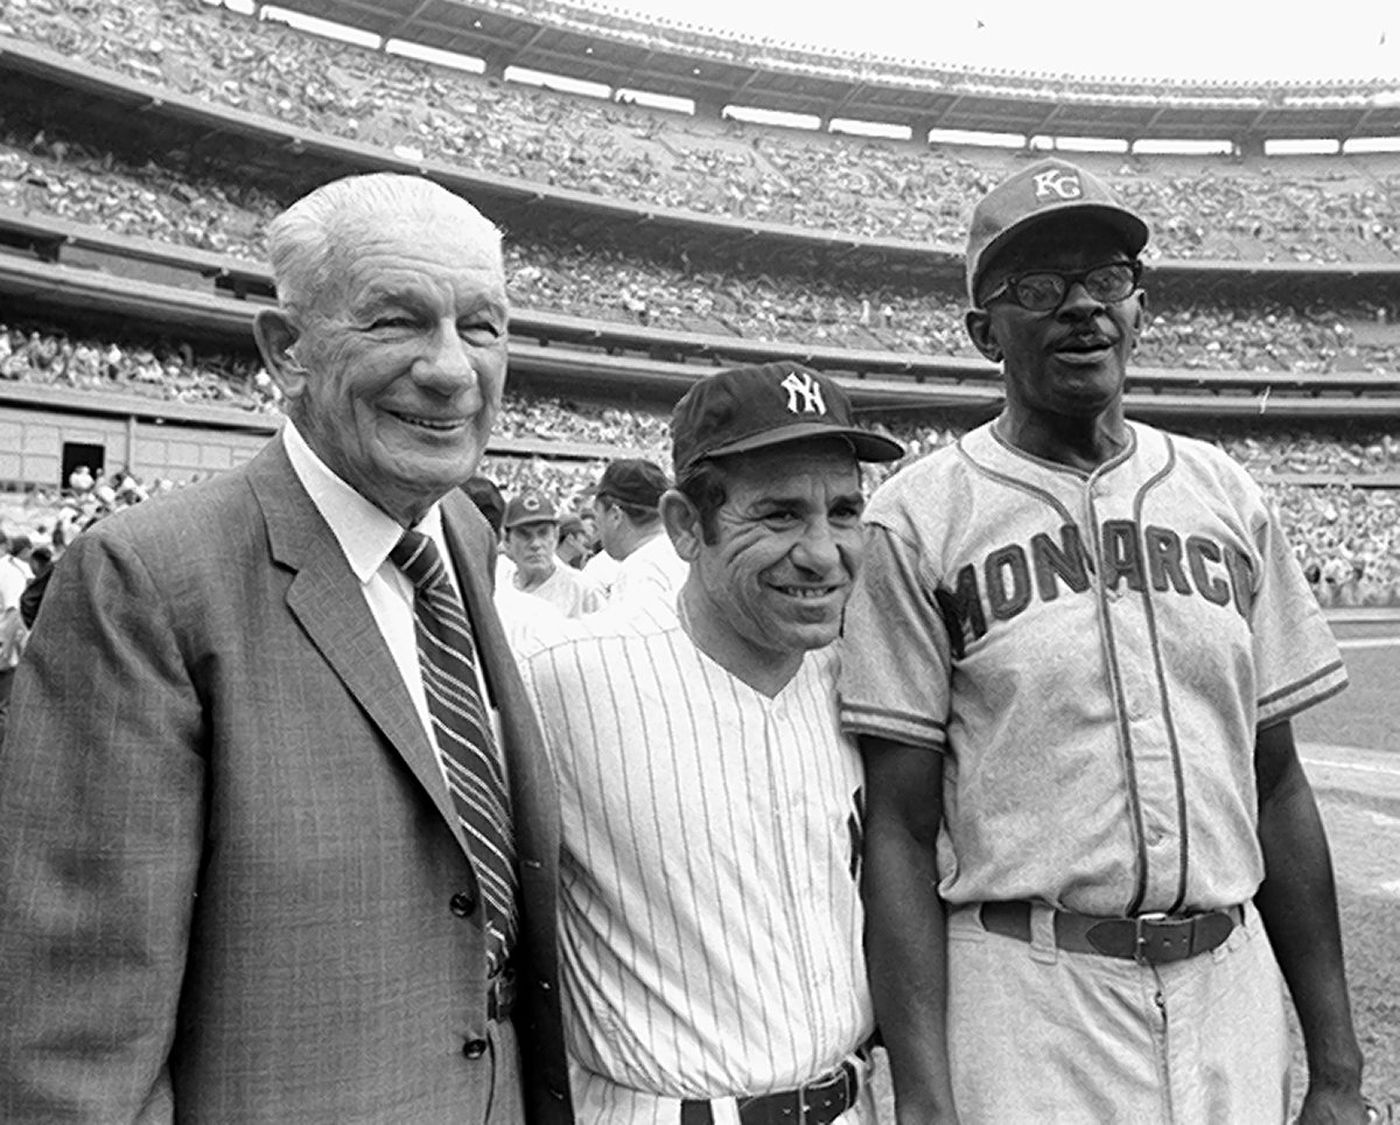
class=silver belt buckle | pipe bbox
[1133,911,1171,963]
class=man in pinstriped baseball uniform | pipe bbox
[841,160,1368,1123]
[517,362,903,1125]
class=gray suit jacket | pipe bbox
[0,438,573,1123]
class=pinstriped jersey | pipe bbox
[840,421,1347,917]
[518,599,874,1111]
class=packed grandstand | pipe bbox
[1,0,1399,604]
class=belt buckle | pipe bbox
[1133,912,1171,964]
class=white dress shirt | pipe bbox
[282,423,480,750]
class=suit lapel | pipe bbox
[246,438,470,858]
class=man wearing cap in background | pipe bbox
[590,457,688,610]
[556,512,592,570]
[518,361,902,1123]
[841,158,1368,1122]
[503,490,604,619]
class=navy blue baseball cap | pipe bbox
[671,362,904,476]
[503,491,558,529]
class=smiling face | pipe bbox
[278,203,508,525]
[675,438,864,686]
[967,217,1145,427]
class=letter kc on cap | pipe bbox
[964,158,1150,306]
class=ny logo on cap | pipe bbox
[780,370,827,415]
[1032,168,1083,202]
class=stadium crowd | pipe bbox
[5,131,1400,374]
[1,0,1397,605]
[4,0,1400,264]
[4,315,1398,605]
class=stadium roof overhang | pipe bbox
[277,0,1400,141]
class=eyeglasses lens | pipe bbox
[1014,263,1136,311]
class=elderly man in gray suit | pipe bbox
[0,174,572,1123]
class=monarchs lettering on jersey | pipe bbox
[938,519,1257,654]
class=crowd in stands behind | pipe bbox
[3,322,1398,606]
[8,318,1400,480]
[4,0,1400,265]
[5,132,1400,376]
[0,321,278,409]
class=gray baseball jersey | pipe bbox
[840,420,1346,916]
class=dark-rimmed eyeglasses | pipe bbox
[980,260,1142,313]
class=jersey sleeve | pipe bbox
[839,522,951,751]
[1249,492,1348,727]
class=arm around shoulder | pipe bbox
[0,528,206,1122]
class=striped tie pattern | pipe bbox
[391,529,517,971]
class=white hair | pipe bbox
[265,173,502,323]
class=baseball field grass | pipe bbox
[1294,624,1400,1114]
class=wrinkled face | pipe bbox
[504,520,559,583]
[692,441,864,663]
[968,218,1144,423]
[288,206,508,525]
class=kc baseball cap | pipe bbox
[503,491,559,529]
[670,362,904,476]
[965,158,1150,305]
[596,459,669,509]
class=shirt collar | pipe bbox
[281,421,444,584]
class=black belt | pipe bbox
[979,900,1245,965]
[487,965,516,1022]
[679,1061,859,1125]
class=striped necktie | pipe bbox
[391,529,517,972]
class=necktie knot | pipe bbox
[391,529,447,593]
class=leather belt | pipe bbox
[679,1061,859,1125]
[978,900,1245,965]
[487,965,516,1023]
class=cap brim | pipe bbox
[971,203,1149,304]
[692,420,905,467]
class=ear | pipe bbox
[660,489,703,563]
[1130,288,1149,338]
[965,308,1001,363]
[254,308,309,402]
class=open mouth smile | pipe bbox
[775,585,842,599]
[387,410,466,432]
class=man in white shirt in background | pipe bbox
[588,458,687,610]
[503,491,604,619]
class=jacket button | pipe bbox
[449,891,476,917]
[462,1038,488,1059]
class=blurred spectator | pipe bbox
[501,491,604,617]
[0,530,33,740]
[556,512,590,570]
[19,544,54,630]
[589,458,685,610]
